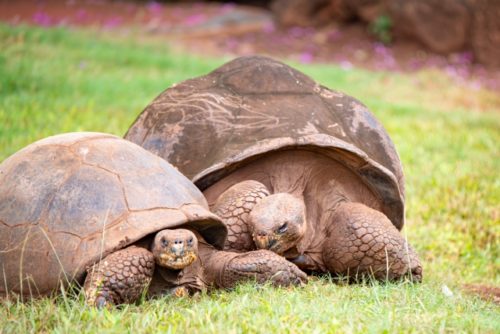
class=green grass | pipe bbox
[1,24,499,333]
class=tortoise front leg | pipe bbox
[212,180,270,252]
[323,202,422,282]
[198,240,307,288]
[220,250,308,287]
[84,246,155,307]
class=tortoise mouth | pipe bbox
[254,234,294,255]
[267,240,286,254]
[157,250,197,270]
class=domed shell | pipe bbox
[125,56,405,230]
[0,132,226,297]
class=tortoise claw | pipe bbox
[95,295,109,309]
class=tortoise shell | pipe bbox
[0,132,226,297]
[125,56,405,230]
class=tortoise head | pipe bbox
[249,193,307,255]
[151,229,198,270]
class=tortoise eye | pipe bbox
[188,238,193,244]
[277,222,288,234]
[162,238,169,247]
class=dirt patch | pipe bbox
[463,284,500,305]
[0,0,499,91]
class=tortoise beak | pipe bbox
[254,233,281,253]
[254,232,270,249]
[267,238,278,249]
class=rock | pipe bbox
[349,0,389,23]
[270,0,355,27]
[471,0,500,67]
[270,0,390,26]
[269,0,499,67]
[389,0,471,54]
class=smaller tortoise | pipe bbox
[125,56,422,282]
[0,132,306,306]
[84,229,200,307]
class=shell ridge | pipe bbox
[80,161,131,211]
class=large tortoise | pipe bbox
[125,56,422,281]
[0,132,306,306]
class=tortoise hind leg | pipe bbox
[212,180,270,252]
[84,246,155,307]
[323,202,422,282]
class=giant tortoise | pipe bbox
[0,132,306,306]
[125,56,422,281]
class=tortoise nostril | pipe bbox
[257,231,267,237]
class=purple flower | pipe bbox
[33,11,52,27]
[486,78,500,90]
[221,2,236,12]
[299,52,314,64]
[425,56,447,68]
[339,60,353,70]
[263,22,275,33]
[327,30,342,42]
[103,16,123,29]
[288,26,312,38]
[183,14,206,26]
[224,38,239,51]
[147,1,163,14]
[372,42,397,69]
[373,42,388,54]
[468,80,481,90]
[452,51,474,65]
[75,9,87,22]
[409,58,424,70]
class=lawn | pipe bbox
[0,24,499,333]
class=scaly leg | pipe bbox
[212,180,270,252]
[84,246,155,307]
[197,236,307,288]
[323,202,422,282]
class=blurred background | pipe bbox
[1,0,499,89]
